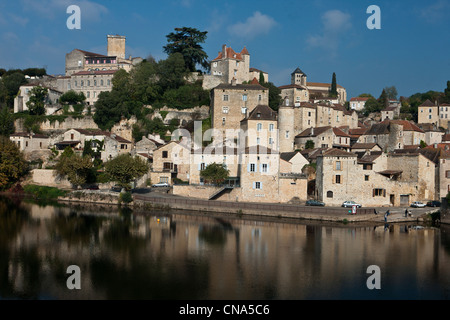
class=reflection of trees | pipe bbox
[48,211,104,246]
[198,225,227,247]
[90,255,209,299]
[0,196,29,245]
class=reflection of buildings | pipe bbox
[4,200,450,299]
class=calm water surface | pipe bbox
[1,195,450,300]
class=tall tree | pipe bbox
[26,86,48,115]
[261,82,282,111]
[0,72,26,107]
[384,86,398,100]
[163,27,209,72]
[329,72,338,98]
[444,81,450,103]
[0,136,28,190]
[378,89,389,109]
[259,72,265,84]
[55,151,93,189]
[0,106,15,136]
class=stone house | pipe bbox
[240,104,278,150]
[438,152,450,200]
[14,84,62,114]
[316,148,436,207]
[151,140,191,185]
[357,120,426,152]
[418,99,439,127]
[349,97,369,111]
[350,143,382,153]
[280,151,310,173]
[10,132,49,153]
[295,126,350,150]
[238,146,307,203]
[210,80,269,135]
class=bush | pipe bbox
[120,192,133,204]
[23,184,68,199]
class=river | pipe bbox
[1,195,450,300]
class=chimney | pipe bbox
[222,44,227,58]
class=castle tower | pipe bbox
[291,67,307,86]
[107,35,126,59]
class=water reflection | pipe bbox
[1,195,450,300]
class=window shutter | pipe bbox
[332,175,335,184]
[383,189,386,197]
[198,163,201,171]
[248,164,251,172]
[372,189,375,197]
[253,182,256,189]
[267,164,270,173]
[260,182,263,190]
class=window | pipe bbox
[87,80,90,86]
[285,131,289,138]
[94,80,97,86]
[78,60,82,67]
[70,133,74,140]
[242,94,248,101]
[241,107,247,114]
[261,164,268,173]
[363,164,373,170]
[249,163,256,172]
[258,94,262,101]
[101,79,104,86]
[269,138,273,145]
[162,151,168,158]
[365,175,370,181]
[269,124,274,132]
[373,188,386,197]
[223,95,229,101]
[257,123,262,132]
[212,62,217,68]
[255,182,262,190]
[200,163,206,170]
[336,161,341,171]
[81,80,84,87]
[87,91,90,98]
[222,117,226,125]
[327,191,333,198]
[160,176,168,183]
[222,106,229,114]
[256,137,260,145]
[446,170,450,178]
[335,175,341,184]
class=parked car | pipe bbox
[306,200,325,206]
[110,185,122,192]
[342,201,362,208]
[426,201,441,207]
[152,182,170,188]
[411,201,426,208]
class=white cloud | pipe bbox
[20,0,108,22]
[307,9,352,55]
[228,11,277,39]
[419,0,450,23]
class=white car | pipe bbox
[152,182,170,188]
[411,201,426,208]
[342,201,362,208]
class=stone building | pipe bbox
[151,141,191,185]
[295,126,351,150]
[349,97,369,111]
[240,104,278,150]
[10,132,49,153]
[203,44,268,90]
[67,70,117,106]
[210,80,269,135]
[65,35,141,76]
[316,148,436,207]
[357,120,426,152]
[14,84,62,114]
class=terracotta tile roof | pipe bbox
[280,151,301,162]
[348,128,368,136]
[350,97,370,101]
[76,49,107,57]
[72,70,118,76]
[332,127,350,137]
[443,134,450,142]
[351,143,379,149]
[213,46,246,61]
[279,84,308,90]
[307,82,344,89]
[386,120,425,133]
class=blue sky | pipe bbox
[0,0,449,99]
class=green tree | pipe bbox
[305,140,315,150]
[59,90,86,105]
[0,106,15,136]
[363,97,382,116]
[157,53,189,91]
[163,27,209,72]
[0,136,28,190]
[384,86,398,100]
[0,72,26,107]
[200,162,230,185]
[26,86,48,115]
[329,72,338,98]
[55,152,93,188]
[261,82,281,111]
[104,154,149,190]
[259,72,265,84]
[378,89,389,110]
[444,81,450,103]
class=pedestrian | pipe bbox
[384,212,388,223]
[404,208,408,217]
[374,209,378,215]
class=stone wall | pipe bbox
[30,169,72,188]
[15,116,99,133]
